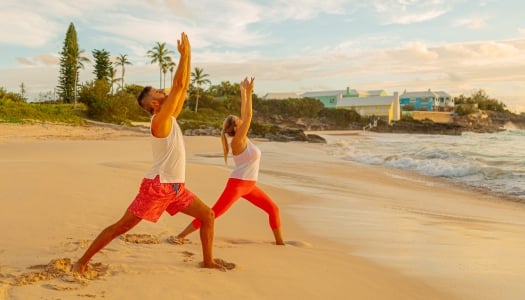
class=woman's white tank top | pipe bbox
[230,140,261,181]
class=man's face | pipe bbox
[141,88,167,114]
[151,88,167,102]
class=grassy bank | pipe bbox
[0,100,86,125]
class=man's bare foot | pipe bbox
[71,261,87,274]
[201,258,236,271]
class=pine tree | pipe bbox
[57,22,88,106]
[92,49,112,82]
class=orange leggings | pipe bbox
[192,178,281,229]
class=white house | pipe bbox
[337,92,400,124]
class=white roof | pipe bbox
[366,90,386,96]
[434,91,451,98]
[400,91,437,98]
[301,90,344,97]
[262,92,299,100]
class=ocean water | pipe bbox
[320,128,525,200]
[253,129,525,299]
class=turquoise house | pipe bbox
[400,89,453,111]
[300,90,344,108]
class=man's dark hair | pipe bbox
[137,86,153,114]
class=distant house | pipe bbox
[300,87,387,108]
[300,90,343,108]
[261,92,300,100]
[337,92,400,124]
[434,91,454,111]
[400,89,454,111]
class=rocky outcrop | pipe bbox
[184,126,326,143]
[372,111,510,135]
[371,121,466,135]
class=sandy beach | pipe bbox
[1,123,524,299]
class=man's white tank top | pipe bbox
[145,116,186,183]
[230,140,261,181]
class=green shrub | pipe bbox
[250,122,279,136]
[0,99,85,124]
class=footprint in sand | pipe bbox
[285,241,313,248]
[120,233,160,244]
[42,283,79,291]
[223,238,254,245]
[181,251,195,263]
[59,239,93,252]
[7,258,109,287]
[205,259,236,271]
[166,236,192,245]
[224,238,305,247]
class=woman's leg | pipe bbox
[176,179,248,240]
[243,185,285,245]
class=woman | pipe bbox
[173,77,285,245]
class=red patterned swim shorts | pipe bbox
[128,176,195,222]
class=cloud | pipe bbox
[16,54,60,67]
[0,9,59,47]
[405,42,439,60]
[443,41,521,64]
[372,0,450,24]
[454,17,487,29]
[391,9,448,24]
[265,0,350,20]
[15,58,36,66]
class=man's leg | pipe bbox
[180,196,219,268]
[181,196,236,269]
[72,210,142,273]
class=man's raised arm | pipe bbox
[172,33,191,118]
[156,32,191,121]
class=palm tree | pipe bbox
[191,67,211,112]
[147,42,173,89]
[19,82,26,100]
[166,58,176,85]
[161,56,175,89]
[70,48,90,109]
[109,67,119,95]
[115,54,132,90]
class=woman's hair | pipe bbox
[221,115,237,165]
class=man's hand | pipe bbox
[177,32,190,57]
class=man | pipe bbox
[72,32,232,273]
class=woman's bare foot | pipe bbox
[201,258,236,271]
[273,228,285,246]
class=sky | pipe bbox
[1,0,524,112]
